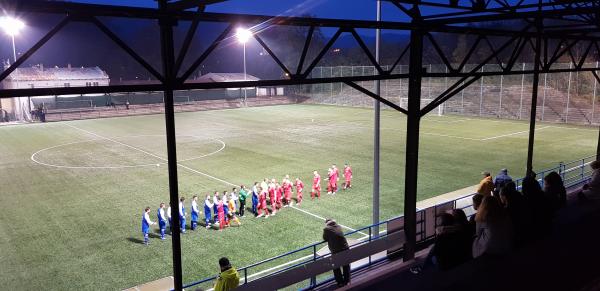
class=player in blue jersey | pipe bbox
[251,182,259,216]
[191,195,200,231]
[204,194,214,229]
[157,203,167,240]
[142,207,156,245]
[179,197,187,233]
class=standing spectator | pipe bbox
[469,194,484,236]
[214,257,240,291]
[238,185,248,217]
[323,219,350,286]
[477,171,494,196]
[493,168,513,196]
[544,171,567,211]
[472,196,514,258]
[125,100,130,110]
[579,160,600,199]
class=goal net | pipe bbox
[399,98,444,116]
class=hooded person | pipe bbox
[493,168,513,196]
[323,219,350,286]
[214,257,240,291]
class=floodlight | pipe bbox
[236,28,252,44]
[0,16,24,36]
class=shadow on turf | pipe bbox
[127,233,162,245]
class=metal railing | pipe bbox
[181,155,597,290]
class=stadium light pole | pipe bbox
[0,16,25,63]
[236,27,252,102]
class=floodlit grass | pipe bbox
[0,104,596,290]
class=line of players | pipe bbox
[140,164,353,245]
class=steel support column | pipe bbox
[597,126,600,159]
[526,17,543,177]
[373,0,381,239]
[403,20,423,261]
[158,1,183,290]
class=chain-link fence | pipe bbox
[296,62,600,124]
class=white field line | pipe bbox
[65,124,238,186]
[479,126,551,141]
[64,124,363,236]
[421,132,481,141]
[30,135,226,170]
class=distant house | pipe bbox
[192,72,284,96]
[0,64,110,121]
[2,64,109,89]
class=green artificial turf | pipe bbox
[0,104,596,290]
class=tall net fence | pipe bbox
[295,62,600,124]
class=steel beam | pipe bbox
[158,1,183,290]
[403,16,423,262]
[526,17,544,176]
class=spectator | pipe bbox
[477,171,494,196]
[544,171,567,211]
[468,193,484,234]
[493,168,513,196]
[323,219,350,286]
[522,175,553,235]
[472,196,514,258]
[500,182,531,246]
[579,160,600,200]
[214,257,240,291]
[420,212,472,271]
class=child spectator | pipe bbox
[214,257,240,291]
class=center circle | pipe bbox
[30,135,226,169]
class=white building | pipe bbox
[1,64,109,121]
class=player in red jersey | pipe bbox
[268,179,277,215]
[256,186,270,218]
[295,178,304,206]
[343,163,353,190]
[275,182,283,209]
[283,175,293,207]
[331,164,339,194]
[311,170,321,199]
[327,168,335,195]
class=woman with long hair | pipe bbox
[472,196,514,258]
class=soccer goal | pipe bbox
[399,98,444,116]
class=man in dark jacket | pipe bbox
[323,219,350,286]
[493,168,513,196]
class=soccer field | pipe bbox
[0,104,596,290]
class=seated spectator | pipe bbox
[579,160,600,200]
[500,182,531,246]
[544,171,567,211]
[522,175,553,236]
[468,193,484,234]
[493,168,513,196]
[472,196,514,258]
[214,257,240,291]
[420,212,472,271]
[477,171,494,196]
